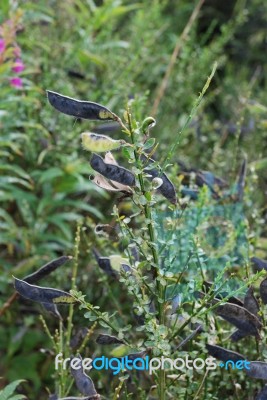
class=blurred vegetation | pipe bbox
[0,0,266,398]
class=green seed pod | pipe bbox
[141,116,156,133]
[81,132,125,153]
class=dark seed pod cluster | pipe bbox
[47,90,117,121]
[90,153,136,187]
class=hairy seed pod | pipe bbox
[260,278,267,304]
[246,362,267,380]
[47,90,117,121]
[142,155,177,204]
[71,355,100,398]
[81,132,125,153]
[90,153,135,186]
[206,344,245,363]
[24,256,72,284]
[215,302,262,335]
[14,278,76,304]
[96,334,123,345]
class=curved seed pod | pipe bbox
[81,132,125,153]
[47,90,117,121]
[48,395,58,400]
[90,153,135,186]
[230,329,250,342]
[14,278,76,304]
[251,257,267,272]
[206,344,245,363]
[260,278,267,304]
[244,286,259,317]
[24,256,72,284]
[71,355,100,398]
[96,334,123,345]
[142,155,177,204]
[256,385,267,399]
[92,249,118,278]
[215,302,262,335]
[246,362,267,380]
[141,116,156,133]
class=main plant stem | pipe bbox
[126,111,165,400]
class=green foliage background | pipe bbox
[0,0,266,398]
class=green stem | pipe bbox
[126,110,165,400]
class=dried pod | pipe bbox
[14,278,76,305]
[47,90,116,121]
[24,256,72,284]
[251,257,267,272]
[96,334,123,345]
[142,155,177,204]
[206,344,245,363]
[260,278,267,304]
[90,153,135,186]
[91,173,132,193]
[246,362,267,380]
[215,302,262,336]
[244,286,259,317]
[71,355,100,398]
[230,329,250,342]
[81,132,125,153]
[93,249,118,278]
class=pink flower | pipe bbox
[10,77,23,88]
[0,38,5,54]
[12,58,25,73]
